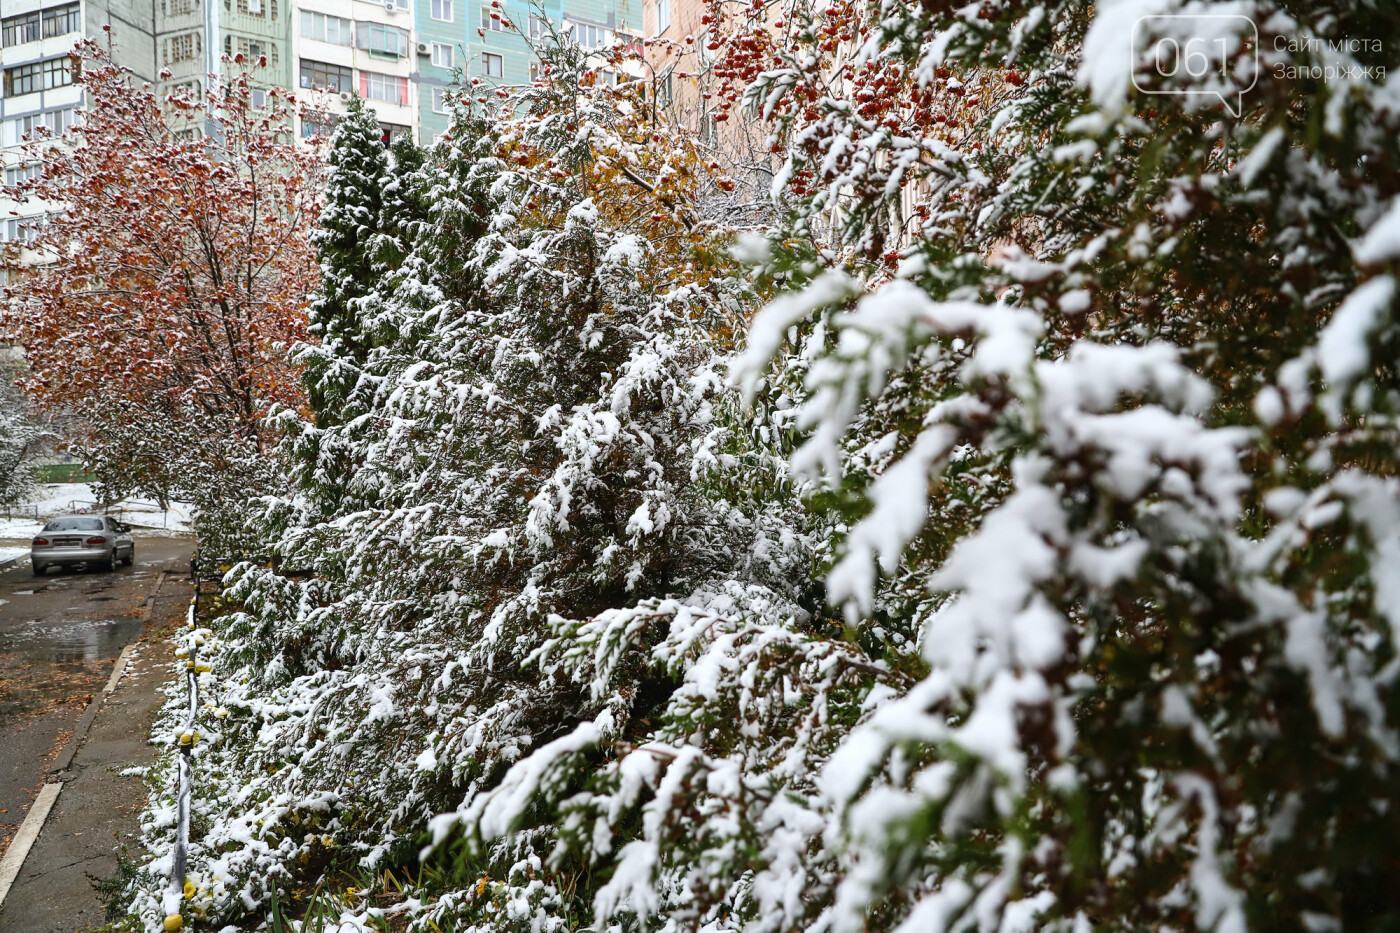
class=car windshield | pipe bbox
[43,517,105,532]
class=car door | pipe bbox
[109,517,134,555]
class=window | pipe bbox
[431,42,454,68]
[431,0,453,22]
[165,33,199,64]
[5,115,37,146]
[299,59,352,93]
[251,88,266,108]
[4,58,72,97]
[378,122,410,142]
[481,7,502,32]
[43,516,107,532]
[482,52,502,78]
[227,35,276,65]
[8,108,76,144]
[7,63,44,96]
[656,0,670,32]
[2,214,47,246]
[571,21,608,49]
[164,0,197,15]
[358,23,409,56]
[432,87,449,113]
[364,71,406,104]
[4,163,41,187]
[528,14,548,39]
[44,57,73,89]
[43,107,75,136]
[300,11,350,45]
[42,4,81,38]
[235,0,276,16]
[301,109,339,138]
[602,70,617,88]
[2,12,40,46]
[657,72,673,107]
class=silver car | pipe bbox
[31,515,136,576]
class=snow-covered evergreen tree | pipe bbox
[0,376,44,506]
[723,0,1400,930]
[300,96,390,420]
[128,37,818,930]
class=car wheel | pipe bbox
[123,548,135,567]
[106,549,120,572]
[32,562,45,577]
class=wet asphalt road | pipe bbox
[0,535,191,855]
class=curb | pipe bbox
[104,644,137,695]
[0,783,62,910]
[49,698,100,775]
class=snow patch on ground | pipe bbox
[0,483,193,542]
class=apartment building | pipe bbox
[154,0,292,108]
[471,0,641,90]
[413,0,461,140]
[1,0,156,257]
[640,0,778,196]
[3,0,659,256]
[290,0,647,143]
[292,0,418,141]
[639,0,711,139]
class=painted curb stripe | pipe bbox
[104,644,137,695]
[0,782,63,910]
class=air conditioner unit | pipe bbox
[383,0,397,11]
[416,42,430,55]
[339,90,353,102]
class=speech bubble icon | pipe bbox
[1131,13,1259,118]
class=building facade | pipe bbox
[469,0,642,91]
[291,0,417,142]
[1,0,156,258]
[2,0,654,269]
[412,0,461,141]
[640,0,779,197]
[640,0,715,143]
[154,0,293,108]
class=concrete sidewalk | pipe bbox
[0,572,193,932]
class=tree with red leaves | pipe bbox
[1,39,321,518]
